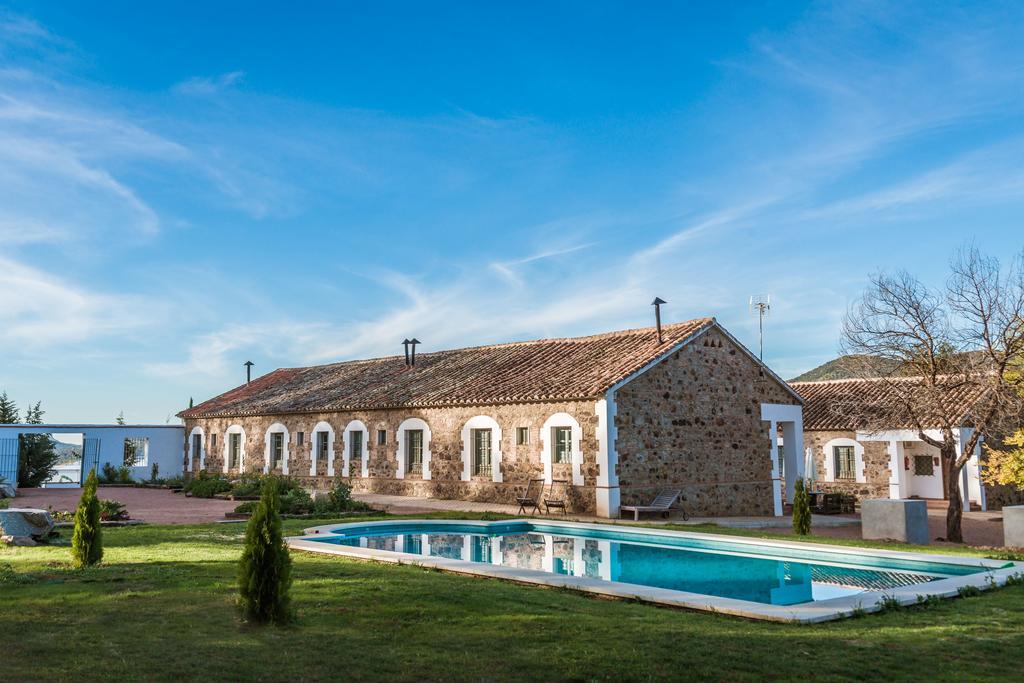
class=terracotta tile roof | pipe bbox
[792,377,985,431]
[180,318,718,419]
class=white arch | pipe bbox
[540,412,584,486]
[822,437,866,483]
[223,424,247,473]
[460,415,503,483]
[342,420,370,478]
[310,421,336,477]
[396,417,433,480]
[187,426,205,473]
[263,423,290,475]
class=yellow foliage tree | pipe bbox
[984,432,1024,490]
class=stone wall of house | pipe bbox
[613,326,801,516]
[184,399,602,513]
[803,430,891,500]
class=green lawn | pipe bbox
[2,516,1023,682]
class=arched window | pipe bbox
[263,423,290,475]
[396,418,433,480]
[223,424,246,473]
[342,420,370,478]
[822,437,865,483]
[460,416,503,483]
[310,421,336,477]
[540,413,584,485]
[187,426,205,473]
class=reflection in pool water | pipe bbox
[311,525,958,606]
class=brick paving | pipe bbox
[14,487,237,525]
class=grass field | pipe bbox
[2,515,1023,682]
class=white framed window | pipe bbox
[228,432,241,470]
[473,429,492,476]
[459,416,502,483]
[343,420,370,478]
[123,437,148,467]
[553,427,571,464]
[407,430,424,473]
[223,425,246,474]
[263,423,290,475]
[540,413,584,486]
[516,427,530,445]
[397,418,432,480]
[822,438,865,483]
[270,433,284,470]
[189,430,203,472]
[833,446,856,480]
[310,421,336,476]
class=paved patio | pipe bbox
[14,487,237,525]
[9,488,1011,547]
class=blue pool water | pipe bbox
[305,521,997,606]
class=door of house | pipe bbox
[0,438,19,486]
[81,438,101,483]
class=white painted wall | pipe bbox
[0,424,185,486]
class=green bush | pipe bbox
[72,469,103,568]
[238,477,293,625]
[164,475,185,489]
[99,499,130,521]
[229,472,265,498]
[234,500,257,514]
[279,487,314,514]
[0,498,9,510]
[313,480,372,515]
[99,463,133,485]
[792,478,812,536]
[184,472,232,498]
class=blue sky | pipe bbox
[1,2,1023,423]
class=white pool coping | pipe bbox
[286,518,1024,623]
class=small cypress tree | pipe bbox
[792,478,812,536]
[238,476,293,625]
[72,469,103,568]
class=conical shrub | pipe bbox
[72,469,103,568]
[792,478,812,536]
[238,476,293,625]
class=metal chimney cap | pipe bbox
[409,338,421,344]
[651,297,667,306]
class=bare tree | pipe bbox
[840,246,1024,542]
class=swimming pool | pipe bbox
[287,519,1022,622]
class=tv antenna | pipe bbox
[749,295,771,361]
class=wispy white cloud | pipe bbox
[172,70,245,96]
[0,256,152,350]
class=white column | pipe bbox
[887,440,906,499]
[490,536,503,566]
[542,534,554,573]
[595,397,620,518]
[781,420,804,503]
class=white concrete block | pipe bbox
[1003,506,1024,549]
[861,499,929,545]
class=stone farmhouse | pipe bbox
[793,377,1021,511]
[179,318,804,518]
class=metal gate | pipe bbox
[81,437,101,482]
[0,438,18,486]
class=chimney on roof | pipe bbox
[402,339,411,366]
[651,297,667,343]
[409,338,421,367]
[244,360,254,384]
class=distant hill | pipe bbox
[789,355,901,382]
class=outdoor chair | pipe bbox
[544,479,569,515]
[516,478,544,515]
[819,493,843,515]
[620,489,683,521]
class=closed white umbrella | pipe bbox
[804,447,816,488]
